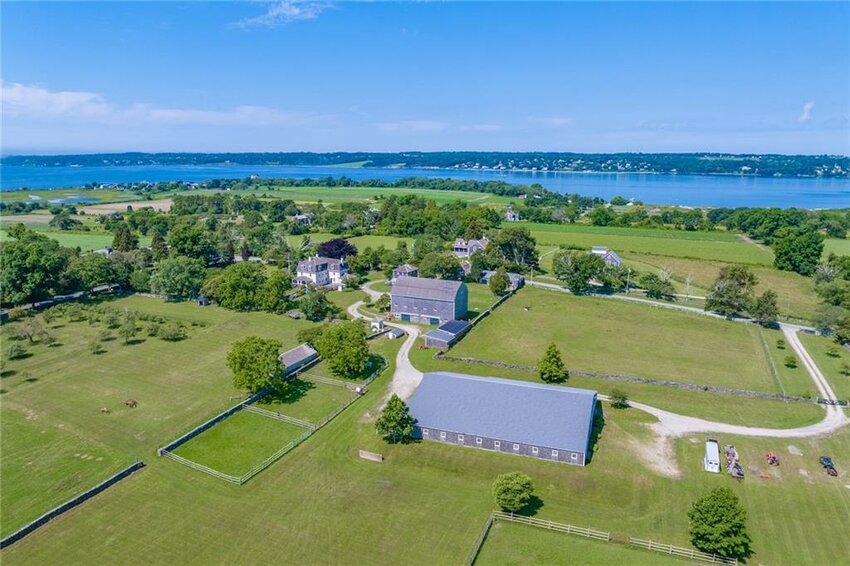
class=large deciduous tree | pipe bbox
[314,321,370,378]
[167,222,216,263]
[492,472,535,512]
[552,251,605,293]
[488,267,510,296]
[750,289,779,326]
[112,223,139,252]
[68,254,115,291]
[226,336,283,393]
[0,226,72,305]
[773,228,824,276]
[487,227,539,270]
[419,251,462,280]
[202,262,267,311]
[375,394,415,443]
[317,238,358,260]
[149,256,207,298]
[688,488,751,559]
[705,265,758,317]
[299,289,336,321]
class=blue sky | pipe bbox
[2,1,848,155]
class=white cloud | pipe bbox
[798,101,815,122]
[234,1,331,28]
[528,116,574,128]
[1,82,317,127]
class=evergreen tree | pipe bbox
[112,224,138,252]
[150,231,168,260]
[538,342,568,383]
[375,394,415,443]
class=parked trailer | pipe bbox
[704,439,721,473]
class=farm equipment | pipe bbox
[725,444,744,480]
[766,451,780,466]
[819,456,838,477]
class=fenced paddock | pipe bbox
[470,512,735,565]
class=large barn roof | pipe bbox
[408,372,597,454]
[278,343,318,368]
[391,276,463,302]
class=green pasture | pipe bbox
[0,189,133,205]
[450,287,779,392]
[172,410,309,477]
[525,222,774,265]
[823,238,850,257]
[798,333,850,401]
[475,521,690,565]
[255,378,359,424]
[0,228,152,252]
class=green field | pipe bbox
[0,228,152,252]
[1,293,846,565]
[798,333,850,401]
[762,328,819,398]
[0,296,314,534]
[451,287,779,392]
[526,222,774,265]
[823,238,850,257]
[172,410,309,476]
[476,521,691,565]
[618,252,819,321]
[255,378,359,423]
[0,189,135,205]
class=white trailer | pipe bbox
[704,439,721,473]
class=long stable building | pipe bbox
[408,372,598,466]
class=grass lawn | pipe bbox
[467,282,499,317]
[255,379,358,424]
[171,410,310,476]
[451,287,778,392]
[761,328,819,398]
[525,222,773,265]
[0,296,315,532]
[347,234,413,250]
[823,238,850,257]
[619,253,818,321]
[326,288,367,311]
[0,228,152,252]
[0,189,134,204]
[476,521,690,565]
[798,333,850,401]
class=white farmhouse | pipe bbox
[295,256,349,289]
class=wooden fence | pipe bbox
[493,511,610,541]
[161,451,241,484]
[467,513,495,565]
[629,538,738,564]
[242,404,315,429]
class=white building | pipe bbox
[452,237,489,258]
[295,256,349,289]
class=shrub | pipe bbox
[98,330,113,342]
[89,341,106,355]
[103,311,121,329]
[6,343,27,360]
[609,389,629,409]
[826,345,840,358]
[776,339,785,350]
[7,307,25,321]
[492,472,534,512]
[146,322,161,337]
[159,322,187,342]
[784,355,798,368]
[840,362,850,377]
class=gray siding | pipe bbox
[392,295,461,324]
[414,426,586,466]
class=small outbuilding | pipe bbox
[591,246,622,267]
[423,320,472,349]
[392,264,419,280]
[409,372,598,466]
[386,327,405,340]
[278,343,319,375]
[480,270,525,291]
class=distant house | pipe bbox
[93,247,114,256]
[288,213,314,225]
[452,237,489,258]
[295,256,349,289]
[424,320,473,349]
[391,276,468,325]
[386,327,405,340]
[279,343,319,375]
[197,295,210,306]
[408,372,598,466]
[504,208,521,222]
[591,246,622,267]
[480,270,525,291]
[391,264,418,281]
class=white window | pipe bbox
[422,428,429,436]
[571,452,578,461]
[494,441,501,449]
[440,431,446,440]
[476,437,483,445]
[513,443,520,451]
[458,434,464,443]
[531,447,539,455]
[552,450,559,458]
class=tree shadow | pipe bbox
[585,400,606,465]
[23,377,39,384]
[47,342,63,348]
[517,495,545,517]
[263,379,314,406]
[124,338,146,346]
[0,389,6,395]
[9,352,33,361]
[0,370,17,379]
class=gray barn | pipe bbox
[278,343,319,375]
[391,276,468,325]
[408,372,597,466]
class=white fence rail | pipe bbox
[161,451,240,484]
[241,404,315,429]
[629,538,738,564]
[493,511,610,541]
